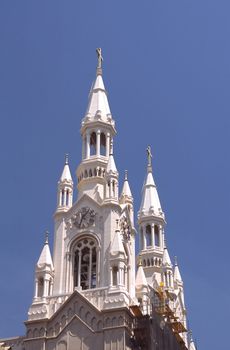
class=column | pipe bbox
[143,227,146,250]
[82,136,86,160]
[96,130,101,156]
[34,279,38,299]
[159,225,163,249]
[88,248,92,289]
[78,251,82,288]
[106,132,110,157]
[86,131,90,159]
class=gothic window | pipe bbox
[37,277,44,298]
[154,225,160,247]
[146,224,151,247]
[74,237,97,290]
[90,132,96,155]
[112,266,118,286]
[61,190,65,206]
[66,190,69,206]
[100,132,106,156]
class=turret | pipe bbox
[161,241,173,289]
[120,170,134,224]
[56,154,73,212]
[104,141,119,203]
[135,260,149,314]
[33,232,54,301]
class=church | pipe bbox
[1,50,196,350]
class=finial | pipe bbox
[125,170,128,181]
[109,139,114,155]
[146,145,152,167]
[174,256,178,266]
[45,230,49,244]
[96,48,103,75]
[65,153,69,165]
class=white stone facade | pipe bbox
[1,52,196,350]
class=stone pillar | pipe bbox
[86,131,90,159]
[106,132,110,157]
[96,130,101,156]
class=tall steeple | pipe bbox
[77,49,117,202]
[137,147,165,286]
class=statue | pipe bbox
[96,48,103,69]
[146,145,152,166]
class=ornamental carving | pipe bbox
[120,217,131,241]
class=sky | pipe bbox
[0,1,229,349]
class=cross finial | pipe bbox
[174,256,178,266]
[96,48,103,74]
[146,145,152,166]
[45,230,49,244]
[125,170,128,180]
[65,153,69,165]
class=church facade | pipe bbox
[1,51,196,350]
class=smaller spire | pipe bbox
[37,231,54,271]
[162,241,172,267]
[120,170,133,200]
[174,256,183,283]
[60,154,73,182]
[106,141,118,174]
[136,262,148,289]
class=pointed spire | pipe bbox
[83,49,114,126]
[139,146,163,218]
[110,225,125,256]
[106,140,118,174]
[37,231,54,271]
[174,256,183,283]
[136,262,148,290]
[162,240,172,267]
[120,170,133,199]
[60,154,73,183]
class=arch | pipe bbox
[55,322,60,335]
[143,259,146,267]
[97,320,103,331]
[91,317,97,329]
[89,169,92,177]
[94,168,97,176]
[146,224,151,247]
[79,305,84,318]
[105,317,111,327]
[39,327,45,337]
[73,236,98,290]
[100,132,106,156]
[147,259,150,266]
[61,315,66,328]
[112,266,118,286]
[118,316,124,326]
[85,311,91,324]
[33,328,39,338]
[154,225,160,247]
[47,327,54,337]
[84,170,88,178]
[67,307,73,319]
[112,317,117,327]
[90,132,96,155]
[151,258,154,266]
[27,329,32,338]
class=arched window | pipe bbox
[66,190,69,206]
[112,266,118,286]
[146,225,151,247]
[154,225,160,247]
[74,237,97,290]
[37,277,44,298]
[90,132,96,155]
[100,132,106,156]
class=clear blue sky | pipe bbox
[0,1,229,349]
